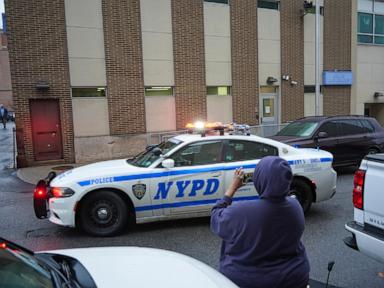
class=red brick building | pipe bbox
[5,0,355,167]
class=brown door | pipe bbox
[30,99,63,161]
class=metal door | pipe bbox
[260,93,278,137]
[30,99,63,161]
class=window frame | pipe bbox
[359,119,376,133]
[145,86,174,97]
[337,119,367,136]
[71,87,107,98]
[169,140,225,167]
[358,0,384,45]
[317,120,340,138]
[204,0,229,4]
[223,139,279,163]
[206,86,231,96]
[257,0,280,10]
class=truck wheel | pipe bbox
[290,178,313,214]
[79,191,129,237]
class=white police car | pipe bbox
[34,123,337,236]
[0,238,238,288]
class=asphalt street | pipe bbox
[0,124,383,288]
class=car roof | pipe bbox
[172,133,287,148]
[293,115,374,123]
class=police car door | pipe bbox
[223,140,279,199]
[160,140,225,215]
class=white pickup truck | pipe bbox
[344,154,384,263]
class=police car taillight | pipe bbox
[353,170,365,210]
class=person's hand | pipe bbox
[225,168,244,198]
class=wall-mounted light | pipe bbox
[35,81,50,90]
[282,75,290,81]
[266,77,278,85]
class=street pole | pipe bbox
[315,0,320,116]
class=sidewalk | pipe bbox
[17,163,80,184]
[0,121,16,170]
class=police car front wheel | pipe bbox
[79,191,129,237]
[290,178,313,215]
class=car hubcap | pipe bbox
[97,208,109,220]
[90,201,117,226]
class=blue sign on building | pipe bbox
[323,71,353,86]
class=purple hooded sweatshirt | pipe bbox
[211,156,310,288]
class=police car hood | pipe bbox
[51,159,140,186]
[42,247,237,288]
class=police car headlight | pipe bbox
[51,187,75,198]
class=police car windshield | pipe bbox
[129,138,183,167]
[0,245,53,288]
[277,121,319,137]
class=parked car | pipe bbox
[0,237,238,288]
[33,123,336,236]
[344,153,384,264]
[270,115,384,167]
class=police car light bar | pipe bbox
[185,122,251,136]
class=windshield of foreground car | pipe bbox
[276,121,319,137]
[128,138,183,167]
[0,245,53,288]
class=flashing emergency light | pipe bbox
[185,122,250,136]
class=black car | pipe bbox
[270,116,384,167]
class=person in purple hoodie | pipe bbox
[211,156,310,288]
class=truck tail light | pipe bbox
[353,170,365,210]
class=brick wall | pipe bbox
[230,0,259,125]
[102,0,146,134]
[6,0,74,167]
[172,0,206,129]
[323,0,352,116]
[280,0,305,122]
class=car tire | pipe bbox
[79,191,129,237]
[290,178,313,214]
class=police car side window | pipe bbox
[171,140,223,167]
[225,140,278,162]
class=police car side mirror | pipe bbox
[162,159,175,169]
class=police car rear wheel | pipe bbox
[290,178,313,214]
[80,191,129,237]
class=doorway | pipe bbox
[30,99,63,161]
[260,86,279,137]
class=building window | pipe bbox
[304,5,324,15]
[304,85,323,94]
[204,0,229,4]
[258,0,279,10]
[358,0,384,44]
[207,86,231,96]
[72,87,106,97]
[145,86,173,96]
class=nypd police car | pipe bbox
[0,238,238,288]
[34,123,337,237]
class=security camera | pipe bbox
[290,80,298,86]
[282,75,290,81]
